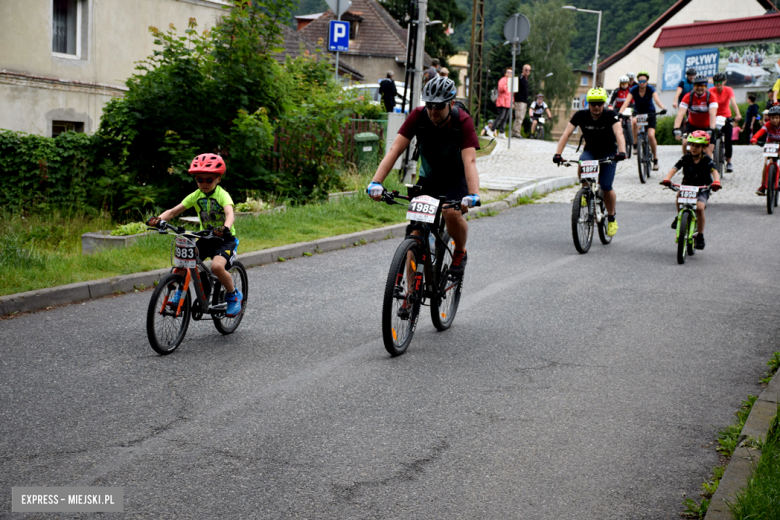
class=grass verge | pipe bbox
[0,171,408,296]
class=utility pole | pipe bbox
[468,0,485,130]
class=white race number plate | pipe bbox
[580,160,599,180]
[538,117,546,124]
[406,195,440,223]
[764,143,779,158]
[678,185,699,205]
[636,114,648,126]
[174,236,197,268]
[715,115,727,130]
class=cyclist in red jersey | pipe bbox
[607,75,631,112]
[750,106,780,195]
[709,72,742,173]
[673,76,717,157]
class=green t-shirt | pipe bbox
[181,185,236,235]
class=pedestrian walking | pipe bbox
[423,59,439,84]
[513,64,531,138]
[439,67,449,78]
[379,71,398,113]
[495,67,513,138]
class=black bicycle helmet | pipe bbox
[422,76,456,103]
[686,67,698,75]
[712,72,726,82]
[769,105,780,116]
[693,75,709,85]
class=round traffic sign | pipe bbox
[503,14,530,44]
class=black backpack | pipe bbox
[411,104,468,162]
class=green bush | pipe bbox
[656,115,677,145]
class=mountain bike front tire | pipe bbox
[537,126,544,141]
[213,261,248,335]
[571,188,594,254]
[677,211,691,265]
[382,238,423,356]
[767,164,778,215]
[430,230,461,331]
[637,137,647,183]
[147,273,192,355]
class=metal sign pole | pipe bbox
[334,0,340,79]
[508,43,517,149]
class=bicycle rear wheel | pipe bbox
[677,211,691,264]
[571,187,594,254]
[147,273,192,355]
[637,136,647,183]
[430,230,462,331]
[213,261,248,335]
[597,200,612,245]
[382,238,423,356]
[767,164,777,215]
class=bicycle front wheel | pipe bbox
[382,238,423,356]
[430,230,462,331]
[571,188,594,254]
[637,137,647,183]
[213,261,248,335]
[147,273,192,355]
[767,164,777,215]
[538,126,545,141]
[597,200,612,245]
[677,211,691,264]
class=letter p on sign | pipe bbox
[329,21,350,52]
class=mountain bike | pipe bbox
[619,109,633,159]
[712,116,733,177]
[561,157,615,254]
[635,110,666,183]
[762,142,779,214]
[378,186,479,356]
[532,116,545,140]
[145,222,248,355]
[663,183,709,265]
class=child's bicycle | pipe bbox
[145,221,248,355]
[378,186,479,356]
[662,183,710,265]
[560,157,615,254]
[761,142,779,214]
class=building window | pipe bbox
[52,121,84,137]
[572,97,581,109]
[581,76,589,86]
[53,0,81,56]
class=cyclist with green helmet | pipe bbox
[661,130,722,250]
[554,87,627,236]
[620,71,668,170]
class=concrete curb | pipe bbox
[705,373,780,519]
[0,178,577,317]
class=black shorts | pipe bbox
[416,175,469,202]
[197,237,238,269]
[636,112,657,130]
[684,123,709,135]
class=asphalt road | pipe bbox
[2,201,779,519]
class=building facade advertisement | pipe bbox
[663,43,780,90]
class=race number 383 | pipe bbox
[406,195,439,224]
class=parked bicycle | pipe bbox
[561,157,615,254]
[762,142,780,214]
[663,183,709,264]
[712,116,733,177]
[378,186,479,356]
[145,222,248,355]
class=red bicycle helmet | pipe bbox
[188,153,226,175]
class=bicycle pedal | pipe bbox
[208,303,228,313]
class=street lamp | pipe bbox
[562,5,602,87]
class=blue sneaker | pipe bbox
[225,290,243,317]
[167,289,183,308]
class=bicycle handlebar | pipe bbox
[148,221,215,239]
[662,183,711,193]
[381,190,481,210]
[559,157,617,167]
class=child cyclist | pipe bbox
[147,153,243,317]
[750,105,780,196]
[661,131,722,251]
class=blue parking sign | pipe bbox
[329,21,349,52]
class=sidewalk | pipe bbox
[478,136,575,191]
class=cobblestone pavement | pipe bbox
[476,137,766,206]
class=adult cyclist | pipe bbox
[608,75,634,149]
[529,94,553,138]
[673,75,717,157]
[673,68,698,110]
[367,76,480,276]
[709,72,742,172]
[626,72,637,91]
[553,87,627,236]
[620,71,667,171]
